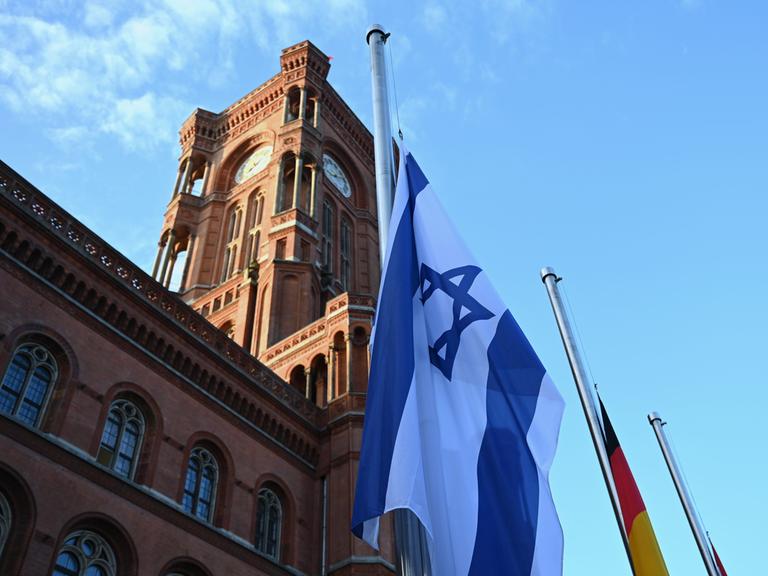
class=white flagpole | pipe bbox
[541,267,635,573]
[648,412,720,576]
[366,24,432,576]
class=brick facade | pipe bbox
[0,40,395,576]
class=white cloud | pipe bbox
[423,1,448,33]
[83,2,115,29]
[0,0,367,154]
[480,0,548,45]
[103,92,188,151]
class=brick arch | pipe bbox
[0,323,80,435]
[177,431,235,530]
[51,512,138,576]
[90,382,165,486]
[321,139,368,210]
[252,473,297,565]
[0,463,36,575]
[215,131,277,191]
[159,556,212,576]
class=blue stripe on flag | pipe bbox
[469,310,544,576]
[351,152,428,536]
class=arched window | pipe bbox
[0,491,10,558]
[97,400,145,479]
[0,343,57,427]
[52,530,117,576]
[182,447,218,523]
[255,488,282,560]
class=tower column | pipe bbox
[298,87,307,120]
[282,92,290,123]
[158,229,176,285]
[164,250,178,288]
[345,332,353,395]
[151,240,164,279]
[304,366,312,399]
[274,159,285,213]
[201,162,211,196]
[327,345,335,404]
[179,234,196,292]
[181,158,193,195]
[313,97,321,128]
[309,165,318,218]
[292,154,304,210]
[172,163,184,197]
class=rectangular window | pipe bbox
[340,219,352,291]
[276,238,286,260]
[322,201,334,273]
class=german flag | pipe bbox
[599,396,669,576]
[708,535,728,576]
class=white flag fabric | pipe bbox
[352,145,565,576]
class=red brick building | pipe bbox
[0,40,396,576]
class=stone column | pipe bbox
[158,230,176,286]
[292,154,304,210]
[179,234,195,292]
[327,345,335,403]
[309,165,318,218]
[313,98,320,128]
[151,240,164,279]
[200,162,211,196]
[282,92,290,123]
[164,252,177,288]
[305,366,312,400]
[345,333,353,395]
[298,87,307,120]
[181,158,193,194]
[172,163,184,197]
[274,159,285,213]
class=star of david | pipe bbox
[420,264,494,380]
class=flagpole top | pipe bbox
[648,412,663,425]
[540,267,560,283]
[366,24,389,44]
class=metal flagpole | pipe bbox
[540,267,635,573]
[648,412,719,576]
[366,24,432,576]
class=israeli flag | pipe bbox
[352,146,565,576]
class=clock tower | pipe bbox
[150,40,393,572]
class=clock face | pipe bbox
[323,154,352,198]
[235,146,273,184]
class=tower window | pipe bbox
[0,343,57,428]
[182,447,219,523]
[97,399,145,479]
[246,195,263,266]
[221,207,242,282]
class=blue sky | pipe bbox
[1,1,766,573]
